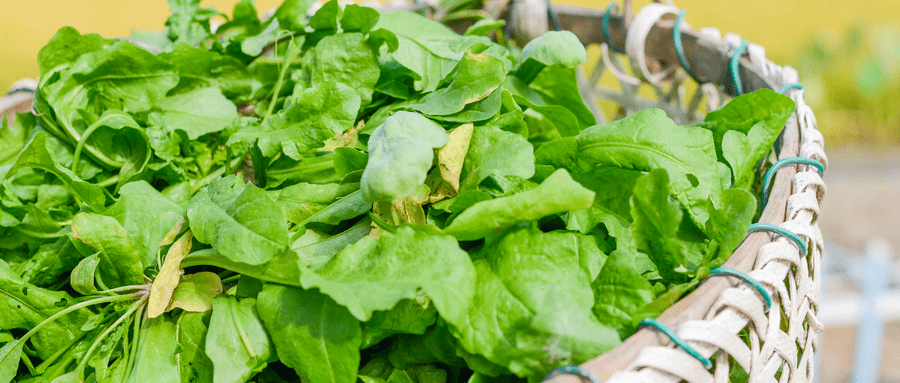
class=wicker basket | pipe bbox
[0,2,827,382]
[497,1,828,382]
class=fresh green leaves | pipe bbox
[361,112,449,202]
[187,176,288,265]
[258,285,362,383]
[4,2,793,381]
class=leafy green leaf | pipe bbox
[6,132,108,211]
[175,312,215,383]
[444,169,593,241]
[454,226,620,377]
[0,260,92,360]
[591,248,655,335]
[515,31,587,84]
[536,109,722,228]
[274,0,318,31]
[258,285,362,383]
[301,226,475,328]
[159,42,252,100]
[149,86,238,140]
[103,181,185,267]
[206,296,274,383]
[71,213,146,286]
[187,175,289,266]
[126,317,181,382]
[704,89,795,190]
[0,340,23,383]
[229,82,360,160]
[361,112,449,202]
[410,50,506,116]
[630,169,686,278]
[459,122,535,191]
[306,33,381,104]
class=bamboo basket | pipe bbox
[0,1,827,382]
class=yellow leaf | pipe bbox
[437,123,474,193]
[166,272,223,313]
[147,230,193,318]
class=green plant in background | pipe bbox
[796,22,900,146]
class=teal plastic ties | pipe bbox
[760,156,825,208]
[672,10,697,81]
[548,2,563,32]
[709,267,773,313]
[602,3,620,51]
[778,82,803,94]
[747,222,808,255]
[639,318,713,369]
[729,39,749,96]
[543,365,602,383]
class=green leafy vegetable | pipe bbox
[1,1,791,381]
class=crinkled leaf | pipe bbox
[187,175,289,265]
[206,296,273,383]
[361,112,449,202]
[444,169,593,241]
[630,169,686,278]
[361,294,437,348]
[455,227,620,377]
[536,109,722,228]
[704,89,795,190]
[274,0,318,31]
[591,248,655,336]
[69,253,101,295]
[229,82,360,160]
[165,0,217,46]
[159,42,252,100]
[307,33,380,104]
[301,226,475,328]
[258,284,361,383]
[149,86,238,140]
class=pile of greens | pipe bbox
[0,0,796,381]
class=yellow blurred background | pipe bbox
[1,0,898,92]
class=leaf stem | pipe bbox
[262,37,301,124]
[16,293,143,347]
[72,295,148,381]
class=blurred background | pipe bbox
[1,0,898,381]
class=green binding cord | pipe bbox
[543,365,602,383]
[708,267,772,313]
[672,9,698,81]
[548,1,563,32]
[602,3,620,51]
[729,39,749,96]
[760,156,825,208]
[747,222,808,255]
[639,318,713,369]
[778,82,803,94]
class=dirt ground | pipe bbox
[817,146,900,382]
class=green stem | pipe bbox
[95,174,119,188]
[124,303,145,380]
[98,285,149,296]
[72,113,119,173]
[72,295,148,381]
[12,226,65,239]
[16,294,143,348]
[263,38,302,124]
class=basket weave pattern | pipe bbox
[547,3,828,382]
